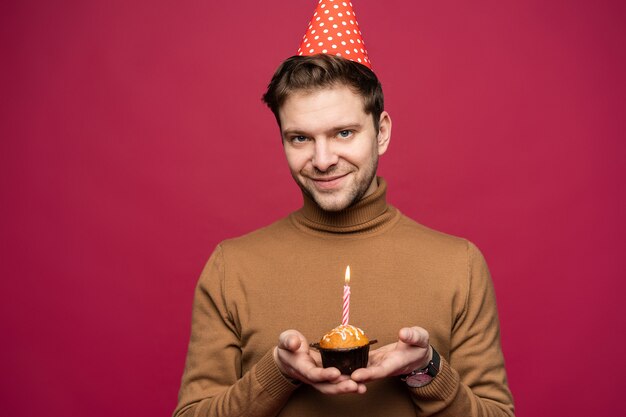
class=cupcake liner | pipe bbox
[310,340,377,375]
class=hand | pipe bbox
[273,329,367,394]
[351,327,432,383]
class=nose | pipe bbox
[311,139,338,172]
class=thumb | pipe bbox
[278,330,303,352]
[399,327,429,348]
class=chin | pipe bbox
[311,191,358,212]
[315,199,351,212]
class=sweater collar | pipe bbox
[292,177,397,234]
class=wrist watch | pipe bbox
[401,346,440,388]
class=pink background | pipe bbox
[2,1,624,416]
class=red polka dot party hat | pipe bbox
[297,0,371,68]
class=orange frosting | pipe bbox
[319,324,369,349]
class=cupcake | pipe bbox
[312,324,376,374]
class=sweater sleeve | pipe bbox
[173,245,299,417]
[408,241,515,416]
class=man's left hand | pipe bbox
[351,326,432,383]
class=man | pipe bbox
[174,2,514,416]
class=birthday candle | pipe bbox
[342,266,351,326]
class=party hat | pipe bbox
[297,0,371,68]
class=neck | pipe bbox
[292,177,398,234]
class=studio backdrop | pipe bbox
[1,1,624,416]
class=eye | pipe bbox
[290,135,309,144]
[338,130,353,139]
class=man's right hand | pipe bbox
[273,329,367,395]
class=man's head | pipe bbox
[263,54,391,212]
[262,54,384,131]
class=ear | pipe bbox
[376,111,392,156]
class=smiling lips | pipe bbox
[310,173,349,190]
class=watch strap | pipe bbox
[425,346,440,376]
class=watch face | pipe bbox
[405,372,433,388]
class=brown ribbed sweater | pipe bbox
[174,178,514,417]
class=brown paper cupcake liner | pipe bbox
[310,340,378,374]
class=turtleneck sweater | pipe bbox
[174,178,514,417]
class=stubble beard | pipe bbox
[294,156,379,212]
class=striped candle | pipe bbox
[342,266,351,326]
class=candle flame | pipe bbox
[345,265,350,285]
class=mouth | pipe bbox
[309,173,349,190]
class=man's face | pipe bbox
[278,85,391,212]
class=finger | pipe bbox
[311,378,364,395]
[278,331,302,352]
[399,327,429,348]
[351,364,389,382]
[300,364,342,383]
[309,349,323,367]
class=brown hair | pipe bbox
[262,54,384,131]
